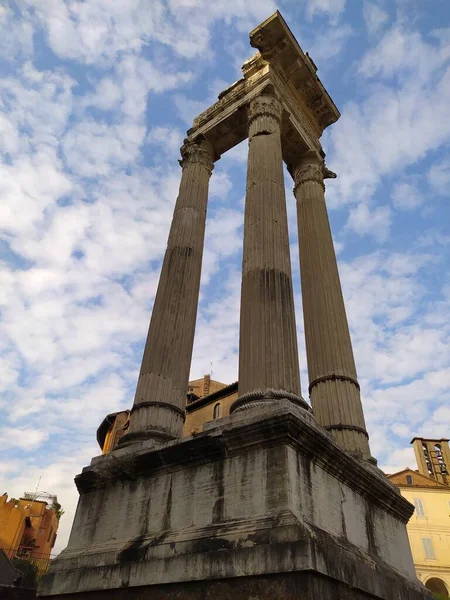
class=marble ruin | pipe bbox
[38,12,432,600]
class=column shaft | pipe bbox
[232,94,307,414]
[292,153,371,459]
[123,140,214,445]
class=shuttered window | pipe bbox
[413,498,425,517]
[422,538,436,560]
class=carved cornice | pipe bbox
[248,93,282,127]
[249,13,340,133]
[179,139,214,174]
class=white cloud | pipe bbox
[193,268,241,383]
[419,230,450,247]
[63,120,145,178]
[306,0,346,23]
[81,77,122,111]
[209,170,233,200]
[0,428,49,451]
[428,156,450,196]
[0,150,73,235]
[363,1,389,37]
[391,181,424,211]
[390,423,411,438]
[25,0,276,64]
[173,78,229,126]
[146,126,184,156]
[340,251,446,381]
[0,4,34,59]
[359,25,450,82]
[306,23,353,63]
[345,202,392,242]
[379,447,416,474]
[328,25,450,209]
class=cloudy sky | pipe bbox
[1,0,450,554]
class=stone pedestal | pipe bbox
[38,404,431,600]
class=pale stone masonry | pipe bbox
[234,93,307,414]
[122,139,215,447]
[39,11,432,600]
[291,151,371,460]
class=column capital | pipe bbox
[248,93,283,128]
[291,152,336,193]
[179,138,215,174]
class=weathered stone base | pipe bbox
[38,402,431,600]
[38,569,430,600]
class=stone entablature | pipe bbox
[186,13,339,168]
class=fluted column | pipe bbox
[231,93,308,414]
[121,139,215,446]
[291,151,372,460]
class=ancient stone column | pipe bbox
[231,93,308,414]
[122,138,215,445]
[291,151,372,460]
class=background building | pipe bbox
[97,410,130,454]
[0,492,60,561]
[388,438,450,597]
[0,491,61,588]
[97,375,236,452]
[185,375,237,435]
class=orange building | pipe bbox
[0,492,60,562]
[97,410,130,454]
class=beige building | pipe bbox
[185,377,237,435]
[388,438,450,597]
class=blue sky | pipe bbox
[1,0,450,553]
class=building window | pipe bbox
[422,538,436,560]
[213,403,221,419]
[406,475,413,485]
[47,526,53,542]
[414,498,425,517]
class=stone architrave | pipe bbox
[122,139,215,447]
[232,93,307,414]
[291,152,371,460]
